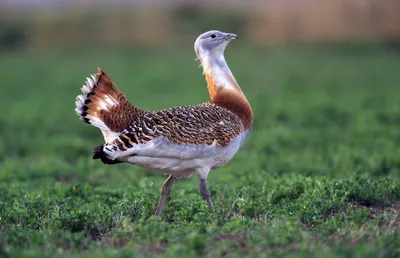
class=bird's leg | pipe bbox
[199,178,214,211]
[155,175,175,217]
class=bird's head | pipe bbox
[194,30,238,59]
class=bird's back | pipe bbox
[115,102,243,150]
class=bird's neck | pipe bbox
[201,53,242,96]
[200,52,253,130]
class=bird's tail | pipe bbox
[92,145,122,164]
[75,67,143,142]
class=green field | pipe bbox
[1,44,400,257]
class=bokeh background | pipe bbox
[1,0,400,50]
[1,0,400,256]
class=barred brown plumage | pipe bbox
[110,102,243,152]
[75,30,252,217]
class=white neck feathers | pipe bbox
[200,52,243,94]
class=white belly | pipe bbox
[117,129,250,178]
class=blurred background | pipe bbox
[1,0,400,51]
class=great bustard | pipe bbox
[75,30,253,216]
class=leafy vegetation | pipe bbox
[1,44,400,257]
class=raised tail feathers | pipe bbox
[75,67,143,142]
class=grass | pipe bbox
[0,43,400,257]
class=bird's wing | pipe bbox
[95,103,243,161]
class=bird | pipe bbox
[75,30,253,217]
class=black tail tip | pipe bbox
[93,145,122,165]
[93,145,104,160]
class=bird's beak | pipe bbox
[224,33,239,40]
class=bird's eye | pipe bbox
[210,34,216,39]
